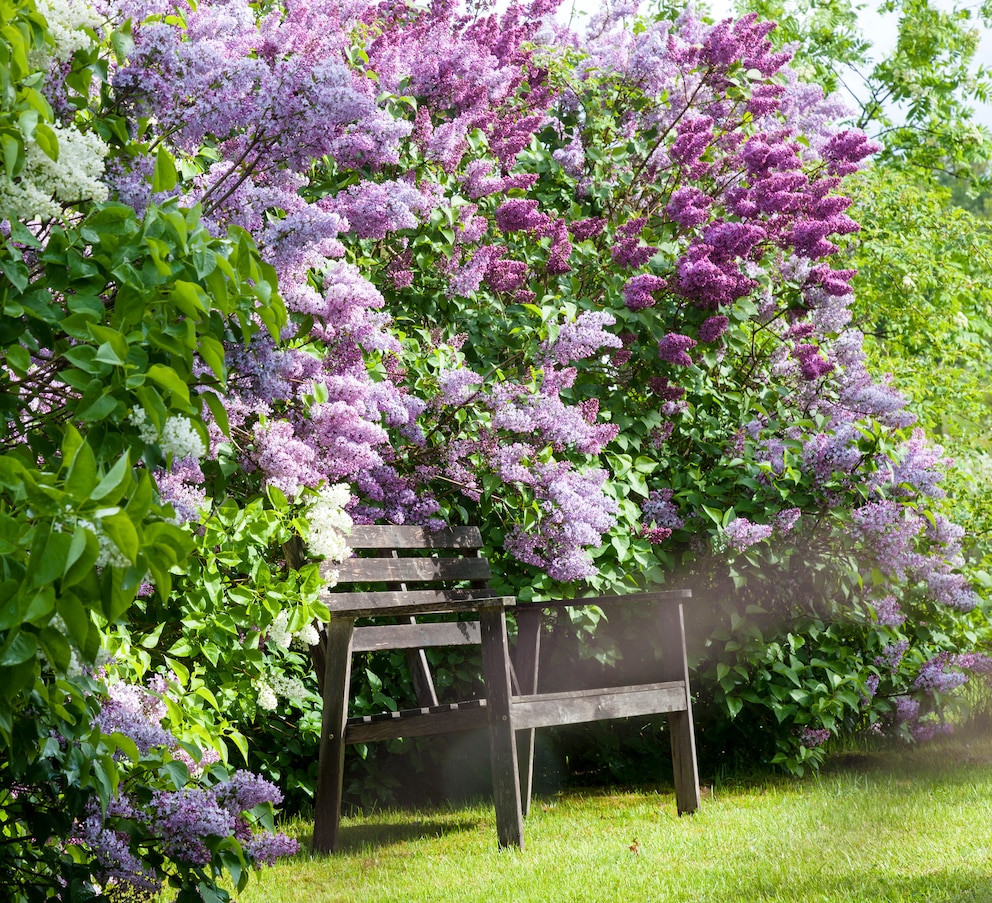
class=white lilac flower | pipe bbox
[270,674,309,702]
[256,682,277,712]
[294,622,321,647]
[305,484,353,563]
[128,407,160,445]
[0,123,108,222]
[160,416,206,461]
[33,0,101,62]
[267,611,293,650]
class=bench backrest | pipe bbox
[320,525,504,620]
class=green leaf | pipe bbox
[145,364,191,404]
[100,512,139,564]
[0,631,37,665]
[5,343,31,375]
[63,527,99,589]
[77,394,118,423]
[32,122,58,161]
[91,452,131,504]
[152,145,178,192]
[56,592,90,651]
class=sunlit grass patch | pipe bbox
[237,733,992,903]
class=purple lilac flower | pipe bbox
[96,683,173,754]
[156,456,207,525]
[215,770,284,813]
[150,789,237,865]
[724,517,774,550]
[243,832,300,866]
[638,524,672,544]
[658,333,697,366]
[874,640,909,675]
[569,217,606,241]
[611,217,657,269]
[333,179,439,240]
[775,507,801,533]
[623,273,666,310]
[952,653,992,676]
[894,695,920,726]
[792,343,834,380]
[642,489,684,529]
[863,673,880,701]
[543,311,622,365]
[798,726,830,748]
[666,186,713,229]
[697,315,729,343]
[495,198,551,233]
[871,595,906,627]
[912,653,968,695]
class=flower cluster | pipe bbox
[81,675,297,896]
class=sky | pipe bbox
[556,0,992,129]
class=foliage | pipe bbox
[0,1,301,897]
[730,0,992,184]
[70,0,989,794]
[1,669,296,902]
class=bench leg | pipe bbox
[479,605,524,850]
[660,602,701,814]
[513,607,541,818]
[312,617,355,854]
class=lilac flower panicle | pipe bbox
[623,273,666,310]
[874,640,909,675]
[697,315,729,343]
[725,517,774,550]
[912,653,968,695]
[657,333,697,366]
[543,311,621,365]
[798,726,830,748]
[871,595,906,627]
[642,489,684,529]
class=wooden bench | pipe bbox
[298,525,700,853]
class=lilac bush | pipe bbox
[6,0,980,837]
[86,0,988,773]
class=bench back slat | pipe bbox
[353,622,481,653]
[349,525,483,550]
[334,555,491,585]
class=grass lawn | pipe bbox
[238,730,992,903]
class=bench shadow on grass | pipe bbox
[308,817,483,856]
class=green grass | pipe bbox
[239,732,992,903]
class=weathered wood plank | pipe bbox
[349,525,483,550]
[521,589,692,611]
[345,701,490,743]
[334,555,492,585]
[352,621,480,652]
[323,589,514,619]
[311,619,355,855]
[480,606,524,850]
[659,601,701,815]
[512,682,688,731]
[513,607,541,818]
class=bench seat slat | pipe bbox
[346,700,490,743]
[324,589,514,618]
[512,681,688,730]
